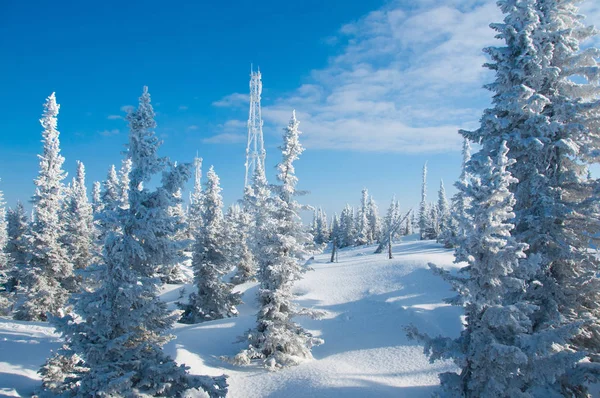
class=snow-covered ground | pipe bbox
[0,236,464,397]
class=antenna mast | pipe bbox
[244,65,265,187]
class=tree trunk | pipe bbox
[330,238,337,263]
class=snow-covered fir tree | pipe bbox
[42,86,227,397]
[101,165,120,211]
[90,181,102,215]
[234,111,323,369]
[409,141,583,397]
[227,204,256,285]
[355,188,371,245]
[313,207,329,246]
[118,157,132,209]
[63,161,94,271]
[0,187,10,314]
[367,195,381,243]
[15,93,73,321]
[180,166,241,323]
[459,0,600,392]
[4,201,29,295]
[188,155,203,238]
[339,204,356,248]
[436,180,450,243]
[418,162,432,240]
[444,139,472,252]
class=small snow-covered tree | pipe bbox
[339,204,356,248]
[436,180,450,244]
[418,162,431,240]
[5,201,29,294]
[445,139,472,253]
[101,165,120,211]
[180,166,241,323]
[91,181,102,215]
[234,111,323,369]
[0,187,10,314]
[42,86,227,397]
[188,155,203,238]
[367,196,381,243]
[16,93,73,321]
[355,188,371,245]
[313,207,329,246]
[118,157,132,209]
[227,204,256,285]
[63,161,94,271]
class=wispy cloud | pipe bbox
[203,119,247,144]
[179,105,189,111]
[253,0,507,153]
[107,115,122,120]
[187,125,199,131]
[203,133,246,144]
[120,105,134,113]
[212,93,248,108]
[99,129,120,137]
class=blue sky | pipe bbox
[1,0,599,219]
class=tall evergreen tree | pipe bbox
[42,87,227,397]
[367,196,381,243]
[16,93,73,321]
[355,188,371,245]
[181,166,241,323]
[460,0,600,392]
[446,139,472,253]
[90,181,102,215]
[118,157,132,209]
[188,155,203,238]
[436,180,450,243]
[63,161,94,271]
[227,204,256,285]
[0,186,10,314]
[418,162,431,240]
[234,111,323,369]
[409,142,582,397]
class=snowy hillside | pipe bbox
[0,237,464,397]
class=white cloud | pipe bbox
[203,133,246,144]
[179,105,189,111]
[107,115,122,120]
[120,105,134,113]
[212,93,248,108]
[187,125,199,131]
[253,0,504,153]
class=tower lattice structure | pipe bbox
[244,66,266,188]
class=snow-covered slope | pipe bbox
[0,236,464,397]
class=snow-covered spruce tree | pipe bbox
[331,213,340,245]
[418,162,431,240]
[188,155,203,239]
[227,204,256,285]
[408,142,583,397]
[339,204,356,248]
[367,195,381,243]
[443,139,472,251]
[355,188,371,245]
[436,180,450,243]
[163,186,190,284]
[118,157,132,209]
[0,186,10,314]
[91,181,102,215]
[42,86,227,397]
[180,166,241,323]
[15,93,73,321]
[63,161,94,271]
[4,201,29,295]
[460,0,600,392]
[234,111,323,369]
[312,207,329,246]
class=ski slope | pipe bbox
[0,236,464,397]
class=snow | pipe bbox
[0,236,463,397]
